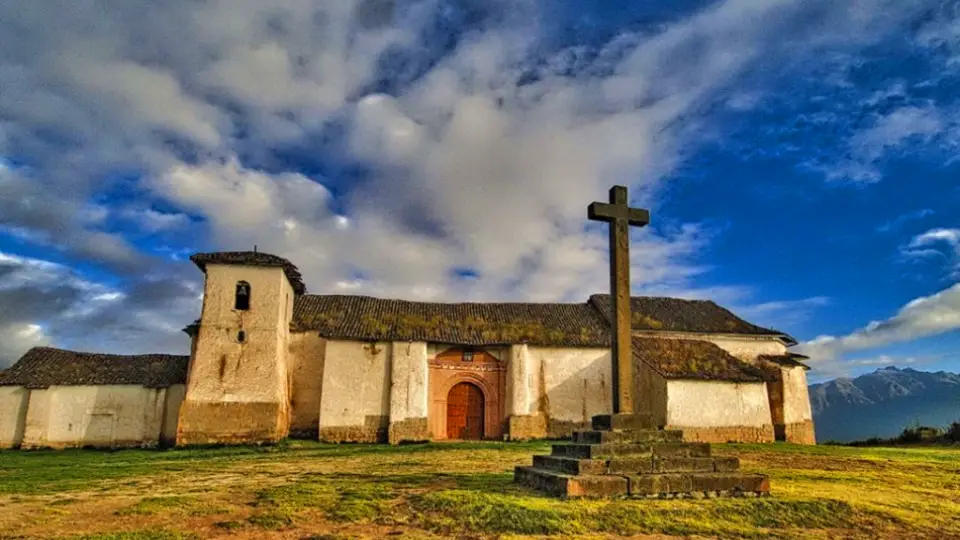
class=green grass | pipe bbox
[1,440,957,539]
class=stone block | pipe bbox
[713,457,740,472]
[653,457,717,473]
[573,429,683,444]
[508,414,548,441]
[176,401,287,446]
[566,474,629,499]
[653,442,711,458]
[628,474,694,496]
[388,417,430,445]
[592,413,654,431]
[606,456,654,474]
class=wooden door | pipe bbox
[447,382,484,440]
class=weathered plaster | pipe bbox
[318,340,391,443]
[665,380,774,443]
[781,366,815,444]
[161,384,186,446]
[636,360,668,427]
[21,385,168,449]
[178,264,294,445]
[0,386,29,448]
[389,341,430,444]
[287,332,326,438]
[528,346,612,438]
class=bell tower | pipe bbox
[176,251,303,445]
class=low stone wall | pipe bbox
[669,425,775,444]
[320,414,388,443]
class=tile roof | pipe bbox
[190,251,306,294]
[758,353,811,370]
[589,294,787,338]
[632,337,778,383]
[292,295,612,347]
[0,347,189,389]
[291,294,794,346]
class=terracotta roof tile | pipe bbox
[0,347,188,389]
[633,337,777,383]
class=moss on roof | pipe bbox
[291,293,794,346]
[0,347,188,389]
[633,337,777,383]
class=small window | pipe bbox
[462,350,474,362]
[235,281,251,310]
[237,330,246,343]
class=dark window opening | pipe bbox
[462,349,474,362]
[238,330,246,343]
[235,281,251,310]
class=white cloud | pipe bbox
[796,283,960,376]
[901,227,960,277]
[0,0,939,359]
[877,209,935,233]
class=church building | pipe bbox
[0,251,815,449]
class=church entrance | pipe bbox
[446,382,484,440]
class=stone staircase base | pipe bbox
[514,413,771,499]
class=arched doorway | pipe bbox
[446,382,484,440]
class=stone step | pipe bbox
[514,466,769,499]
[628,473,769,497]
[514,466,629,498]
[572,429,683,445]
[552,441,711,460]
[532,455,608,475]
[591,413,655,431]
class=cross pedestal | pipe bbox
[514,185,771,499]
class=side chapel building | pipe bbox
[0,251,816,449]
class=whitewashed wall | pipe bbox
[161,384,186,445]
[318,340,392,441]
[666,380,771,427]
[782,367,813,425]
[287,332,327,436]
[20,385,169,449]
[0,386,29,448]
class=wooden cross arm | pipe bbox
[588,202,650,226]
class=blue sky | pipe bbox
[1,0,959,382]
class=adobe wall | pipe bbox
[781,366,816,444]
[20,385,168,449]
[0,386,29,448]
[507,346,612,439]
[178,264,294,445]
[318,340,391,443]
[287,332,326,438]
[665,380,774,443]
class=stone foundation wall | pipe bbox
[669,425,775,444]
[177,401,288,445]
[388,417,430,444]
[320,414,388,443]
[777,420,816,445]
[507,414,547,440]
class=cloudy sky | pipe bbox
[1,0,958,382]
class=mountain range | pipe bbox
[809,367,960,443]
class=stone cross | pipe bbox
[588,185,650,414]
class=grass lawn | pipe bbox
[0,440,958,539]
